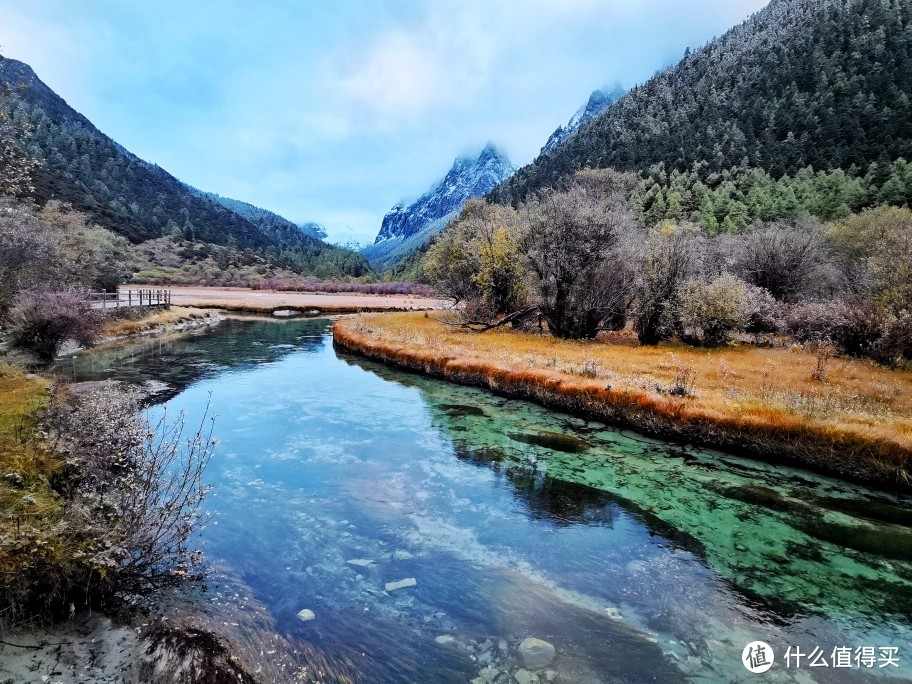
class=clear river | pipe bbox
[57,317,912,683]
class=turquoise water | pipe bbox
[59,318,912,683]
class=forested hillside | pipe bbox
[186,187,329,240]
[492,0,912,208]
[0,56,368,277]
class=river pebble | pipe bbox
[385,577,417,592]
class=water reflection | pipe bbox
[55,317,328,401]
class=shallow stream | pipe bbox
[56,317,912,683]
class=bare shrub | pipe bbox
[832,300,888,358]
[0,200,132,312]
[520,177,639,339]
[0,200,64,311]
[667,354,697,397]
[733,220,833,301]
[8,288,101,361]
[784,300,849,343]
[873,310,912,366]
[742,283,784,335]
[633,229,703,345]
[759,360,777,403]
[47,384,213,593]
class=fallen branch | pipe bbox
[440,307,539,332]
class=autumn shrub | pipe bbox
[742,283,784,335]
[8,289,102,361]
[677,273,748,346]
[633,229,703,345]
[784,300,849,343]
[426,199,530,325]
[872,310,912,366]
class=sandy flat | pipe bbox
[162,286,446,311]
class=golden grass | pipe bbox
[334,312,912,489]
[100,306,212,338]
[0,363,68,582]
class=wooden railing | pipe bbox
[88,289,171,310]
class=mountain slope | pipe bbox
[0,56,368,276]
[540,86,625,156]
[363,144,515,268]
[491,0,912,205]
[185,186,329,241]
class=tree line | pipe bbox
[426,169,912,366]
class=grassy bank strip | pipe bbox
[100,306,218,338]
[333,313,912,490]
[0,364,68,605]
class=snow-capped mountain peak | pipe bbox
[541,85,626,156]
[362,144,515,267]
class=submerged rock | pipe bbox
[514,669,536,684]
[385,577,417,592]
[435,635,456,645]
[518,637,556,670]
[392,549,413,560]
[478,666,500,683]
[508,431,590,453]
[346,558,374,567]
[296,608,316,622]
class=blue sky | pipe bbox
[1,0,768,244]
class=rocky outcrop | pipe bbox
[363,144,515,268]
[540,86,624,156]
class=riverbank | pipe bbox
[100,305,221,340]
[0,359,321,683]
[165,285,445,315]
[334,312,912,489]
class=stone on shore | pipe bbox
[385,577,417,592]
[518,637,556,670]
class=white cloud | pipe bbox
[337,30,442,118]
